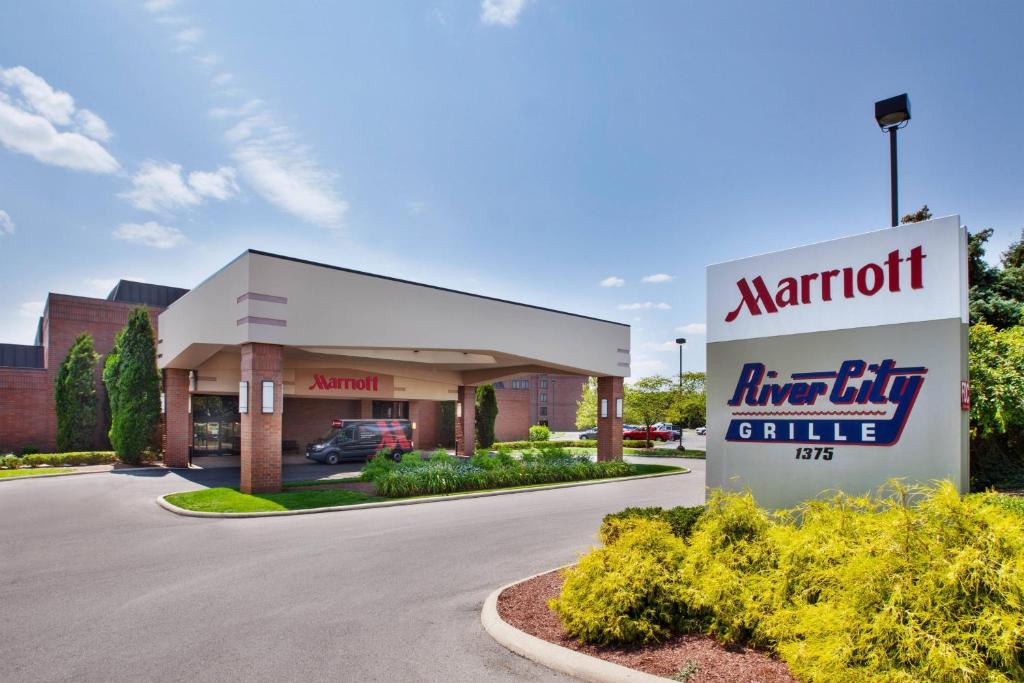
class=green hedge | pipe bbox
[363,450,636,497]
[600,506,704,545]
[0,451,118,469]
[552,482,1024,681]
[492,439,654,450]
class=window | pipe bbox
[540,393,548,403]
[539,406,548,417]
[372,400,409,419]
[539,378,548,389]
[510,379,529,390]
[493,381,505,389]
[337,426,356,443]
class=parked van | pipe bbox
[305,419,413,465]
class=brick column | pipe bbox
[597,376,623,461]
[455,385,476,456]
[240,343,283,494]
[359,399,373,419]
[163,368,191,468]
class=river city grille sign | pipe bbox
[706,216,969,509]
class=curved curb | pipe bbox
[481,568,673,683]
[156,468,687,519]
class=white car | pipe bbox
[695,426,707,436]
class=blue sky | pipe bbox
[1,1,1021,375]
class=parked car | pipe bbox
[652,422,681,440]
[623,426,676,442]
[579,427,598,440]
[695,426,707,436]
[305,418,413,464]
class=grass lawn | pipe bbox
[165,487,381,513]
[0,468,74,478]
[168,464,686,513]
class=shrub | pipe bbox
[528,425,551,441]
[55,332,99,452]
[0,451,118,468]
[103,308,160,465]
[475,385,498,448]
[19,445,40,455]
[493,439,654,450]
[370,456,635,497]
[555,482,1024,682]
[550,518,690,645]
[600,506,704,545]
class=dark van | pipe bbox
[305,419,413,465]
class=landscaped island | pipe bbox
[509,481,1024,682]
[164,447,685,513]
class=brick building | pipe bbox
[0,250,630,492]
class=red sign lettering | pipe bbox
[725,246,926,323]
[308,374,380,392]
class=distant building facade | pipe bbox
[493,373,586,439]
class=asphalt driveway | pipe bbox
[0,456,705,682]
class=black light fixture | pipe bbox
[874,93,911,227]
[675,337,686,450]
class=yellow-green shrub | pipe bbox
[554,482,1024,683]
[550,519,689,645]
[676,490,777,645]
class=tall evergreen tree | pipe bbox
[103,307,160,464]
[475,384,498,448]
[55,333,99,452]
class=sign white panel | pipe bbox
[706,216,969,509]
[707,216,967,343]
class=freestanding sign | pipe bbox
[706,216,969,509]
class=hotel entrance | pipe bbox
[192,395,240,455]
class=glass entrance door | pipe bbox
[191,395,241,455]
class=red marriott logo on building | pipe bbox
[725,246,926,323]
[308,374,380,391]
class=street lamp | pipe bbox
[874,93,911,227]
[676,337,686,450]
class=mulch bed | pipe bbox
[497,570,796,683]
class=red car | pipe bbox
[622,426,674,441]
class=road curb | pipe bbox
[155,468,687,518]
[481,568,673,683]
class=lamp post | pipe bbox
[676,337,686,450]
[874,93,911,227]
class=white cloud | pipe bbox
[18,301,44,318]
[195,53,220,66]
[212,72,233,86]
[121,161,238,212]
[0,66,74,125]
[142,0,176,11]
[618,302,671,311]
[600,276,625,288]
[228,114,348,229]
[481,0,528,26]
[74,109,111,142]
[677,322,707,335]
[407,200,427,216]
[174,27,202,50]
[208,99,263,119]
[188,166,238,200]
[0,100,119,173]
[0,66,118,173]
[642,273,674,283]
[0,209,13,235]
[112,221,186,249]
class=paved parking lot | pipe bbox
[0,455,705,682]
